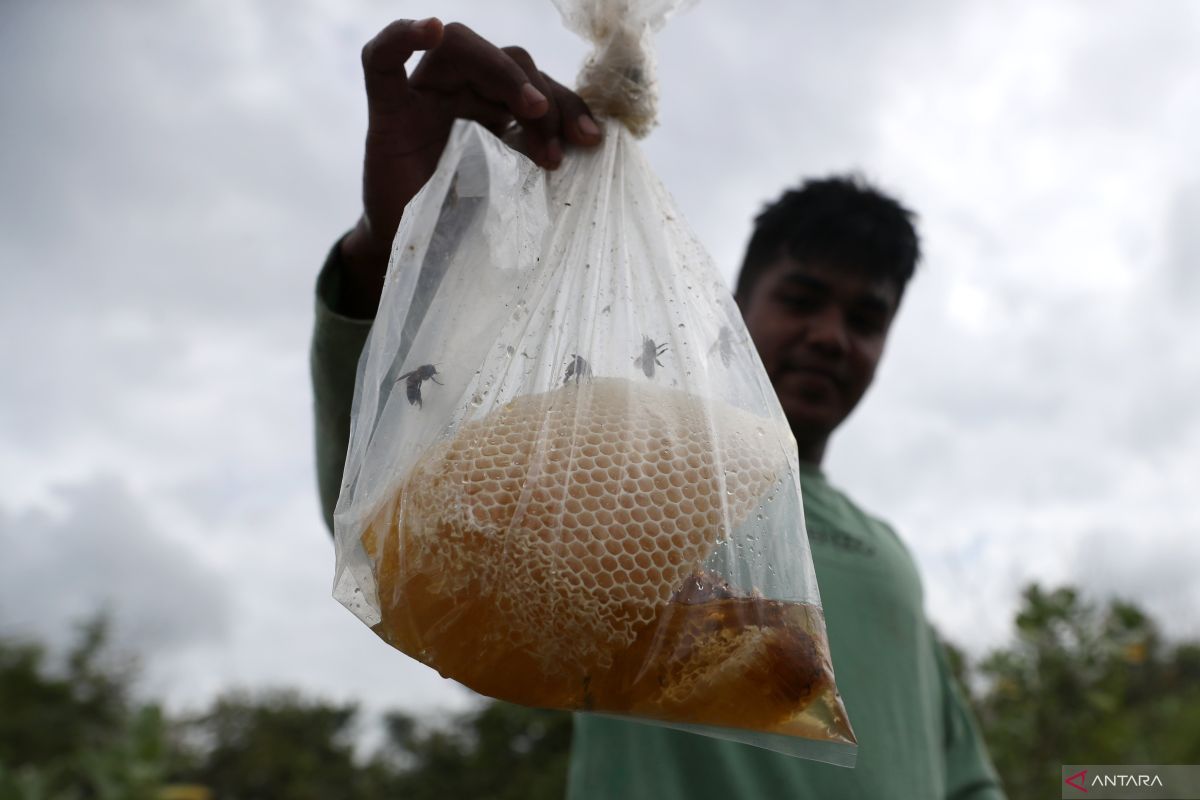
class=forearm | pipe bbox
[337,219,390,319]
[310,239,376,533]
[313,15,600,534]
[338,133,448,318]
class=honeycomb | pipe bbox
[364,376,786,705]
[600,595,834,732]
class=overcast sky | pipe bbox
[2,0,1198,721]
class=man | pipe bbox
[311,17,1006,799]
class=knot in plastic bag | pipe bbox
[554,0,695,138]
[576,23,659,138]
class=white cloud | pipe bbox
[1,0,1198,720]
[1165,181,1200,306]
[0,476,231,655]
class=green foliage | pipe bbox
[167,694,572,799]
[176,691,370,800]
[3,589,1198,800]
[0,619,572,799]
[0,619,168,800]
[0,619,128,769]
[379,702,572,800]
[965,585,1200,800]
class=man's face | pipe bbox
[738,257,900,441]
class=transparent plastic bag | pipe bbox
[332,0,856,766]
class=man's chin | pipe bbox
[781,400,841,441]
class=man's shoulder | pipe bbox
[802,472,922,601]
[803,473,905,547]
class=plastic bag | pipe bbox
[333,0,856,765]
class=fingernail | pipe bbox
[521,83,548,109]
[414,17,437,32]
[547,137,563,165]
[578,115,601,138]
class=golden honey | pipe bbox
[363,377,853,744]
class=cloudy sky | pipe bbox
[2,0,1198,721]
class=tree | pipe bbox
[178,692,372,800]
[0,614,574,799]
[966,585,1200,799]
[6,591,1199,800]
[377,703,573,800]
[0,618,170,799]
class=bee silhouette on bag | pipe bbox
[634,336,668,379]
[563,354,593,385]
[397,364,442,408]
[709,326,735,367]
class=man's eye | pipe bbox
[849,312,886,334]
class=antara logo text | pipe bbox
[1092,773,1164,788]
[1064,768,1166,791]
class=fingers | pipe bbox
[361,18,445,118]
[412,23,548,119]
[504,70,602,167]
[411,23,601,168]
[439,93,514,137]
[501,46,564,166]
[540,72,603,148]
[367,19,603,169]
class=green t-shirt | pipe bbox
[566,465,1003,799]
[310,251,1006,800]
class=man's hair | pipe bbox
[734,174,921,299]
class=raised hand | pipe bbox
[338,18,602,317]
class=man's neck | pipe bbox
[793,433,828,469]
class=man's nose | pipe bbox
[805,307,849,355]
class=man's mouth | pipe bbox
[779,360,842,387]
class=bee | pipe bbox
[563,354,592,385]
[709,325,735,367]
[396,364,442,408]
[634,336,668,378]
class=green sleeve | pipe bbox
[309,240,374,534]
[934,634,1008,800]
